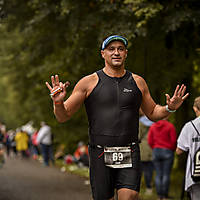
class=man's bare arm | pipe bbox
[46,74,98,123]
[54,87,86,122]
[60,81,87,122]
[134,74,189,121]
[46,75,87,123]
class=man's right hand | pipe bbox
[46,75,70,103]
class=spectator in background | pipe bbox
[0,123,6,168]
[176,96,200,200]
[74,141,89,167]
[37,121,54,166]
[0,123,6,145]
[8,130,17,157]
[5,130,11,158]
[15,128,29,158]
[0,124,5,145]
[148,117,177,200]
[0,143,4,168]
[138,111,154,195]
[31,130,40,160]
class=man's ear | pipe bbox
[125,49,128,57]
[101,50,105,59]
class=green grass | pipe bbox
[55,159,89,178]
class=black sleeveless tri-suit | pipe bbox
[85,69,142,146]
[84,69,143,200]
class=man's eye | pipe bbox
[109,47,115,51]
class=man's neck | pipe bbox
[103,66,126,78]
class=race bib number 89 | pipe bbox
[104,146,132,168]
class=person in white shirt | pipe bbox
[37,121,54,166]
[176,96,200,200]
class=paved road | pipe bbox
[0,158,91,200]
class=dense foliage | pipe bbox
[0,0,200,153]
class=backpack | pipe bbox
[190,121,200,182]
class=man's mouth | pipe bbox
[112,57,121,61]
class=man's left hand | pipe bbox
[165,84,189,111]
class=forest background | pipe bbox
[0,0,200,155]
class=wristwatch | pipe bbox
[165,105,176,113]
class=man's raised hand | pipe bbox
[165,84,189,111]
[46,75,70,103]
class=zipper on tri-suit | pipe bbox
[116,81,120,119]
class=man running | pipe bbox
[46,35,189,200]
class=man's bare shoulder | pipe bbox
[78,72,98,85]
[82,72,98,81]
[131,73,148,94]
[75,72,98,97]
[132,73,146,84]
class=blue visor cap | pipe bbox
[101,35,128,50]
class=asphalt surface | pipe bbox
[0,157,92,200]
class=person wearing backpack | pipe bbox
[176,96,200,200]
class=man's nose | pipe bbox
[114,48,120,55]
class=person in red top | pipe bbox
[31,131,40,160]
[148,117,177,200]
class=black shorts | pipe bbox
[89,144,141,200]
